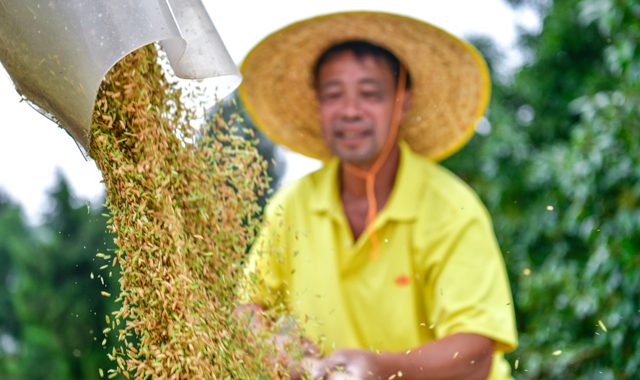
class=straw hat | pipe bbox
[238,11,490,162]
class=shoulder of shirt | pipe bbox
[408,151,489,223]
[263,165,327,215]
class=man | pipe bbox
[237,12,517,380]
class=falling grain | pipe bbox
[90,45,286,380]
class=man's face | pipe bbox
[316,51,403,166]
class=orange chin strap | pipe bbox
[344,65,407,260]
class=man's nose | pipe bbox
[340,93,363,120]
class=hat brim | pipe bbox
[239,11,490,162]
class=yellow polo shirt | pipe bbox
[242,141,518,379]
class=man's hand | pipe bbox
[322,349,379,379]
[235,303,322,380]
[317,333,494,380]
[274,333,320,357]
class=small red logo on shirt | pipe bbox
[394,274,411,286]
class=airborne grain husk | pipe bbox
[90,45,291,380]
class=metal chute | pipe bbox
[0,0,241,158]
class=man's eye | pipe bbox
[362,91,381,99]
[322,92,342,100]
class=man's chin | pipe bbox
[337,152,376,167]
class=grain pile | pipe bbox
[90,45,291,380]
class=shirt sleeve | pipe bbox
[237,201,289,309]
[421,208,518,353]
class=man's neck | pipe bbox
[339,143,401,211]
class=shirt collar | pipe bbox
[310,140,422,222]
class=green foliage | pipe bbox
[0,174,119,380]
[443,0,640,378]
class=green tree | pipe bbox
[443,0,640,378]
[0,174,119,380]
[0,191,28,377]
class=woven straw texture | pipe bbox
[239,11,490,162]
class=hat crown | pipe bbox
[239,11,490,161]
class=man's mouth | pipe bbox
[336,130,371,139]
[334,125,373,145]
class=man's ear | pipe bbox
[400,89,413,122]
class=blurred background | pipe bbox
[1,0,639,379]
